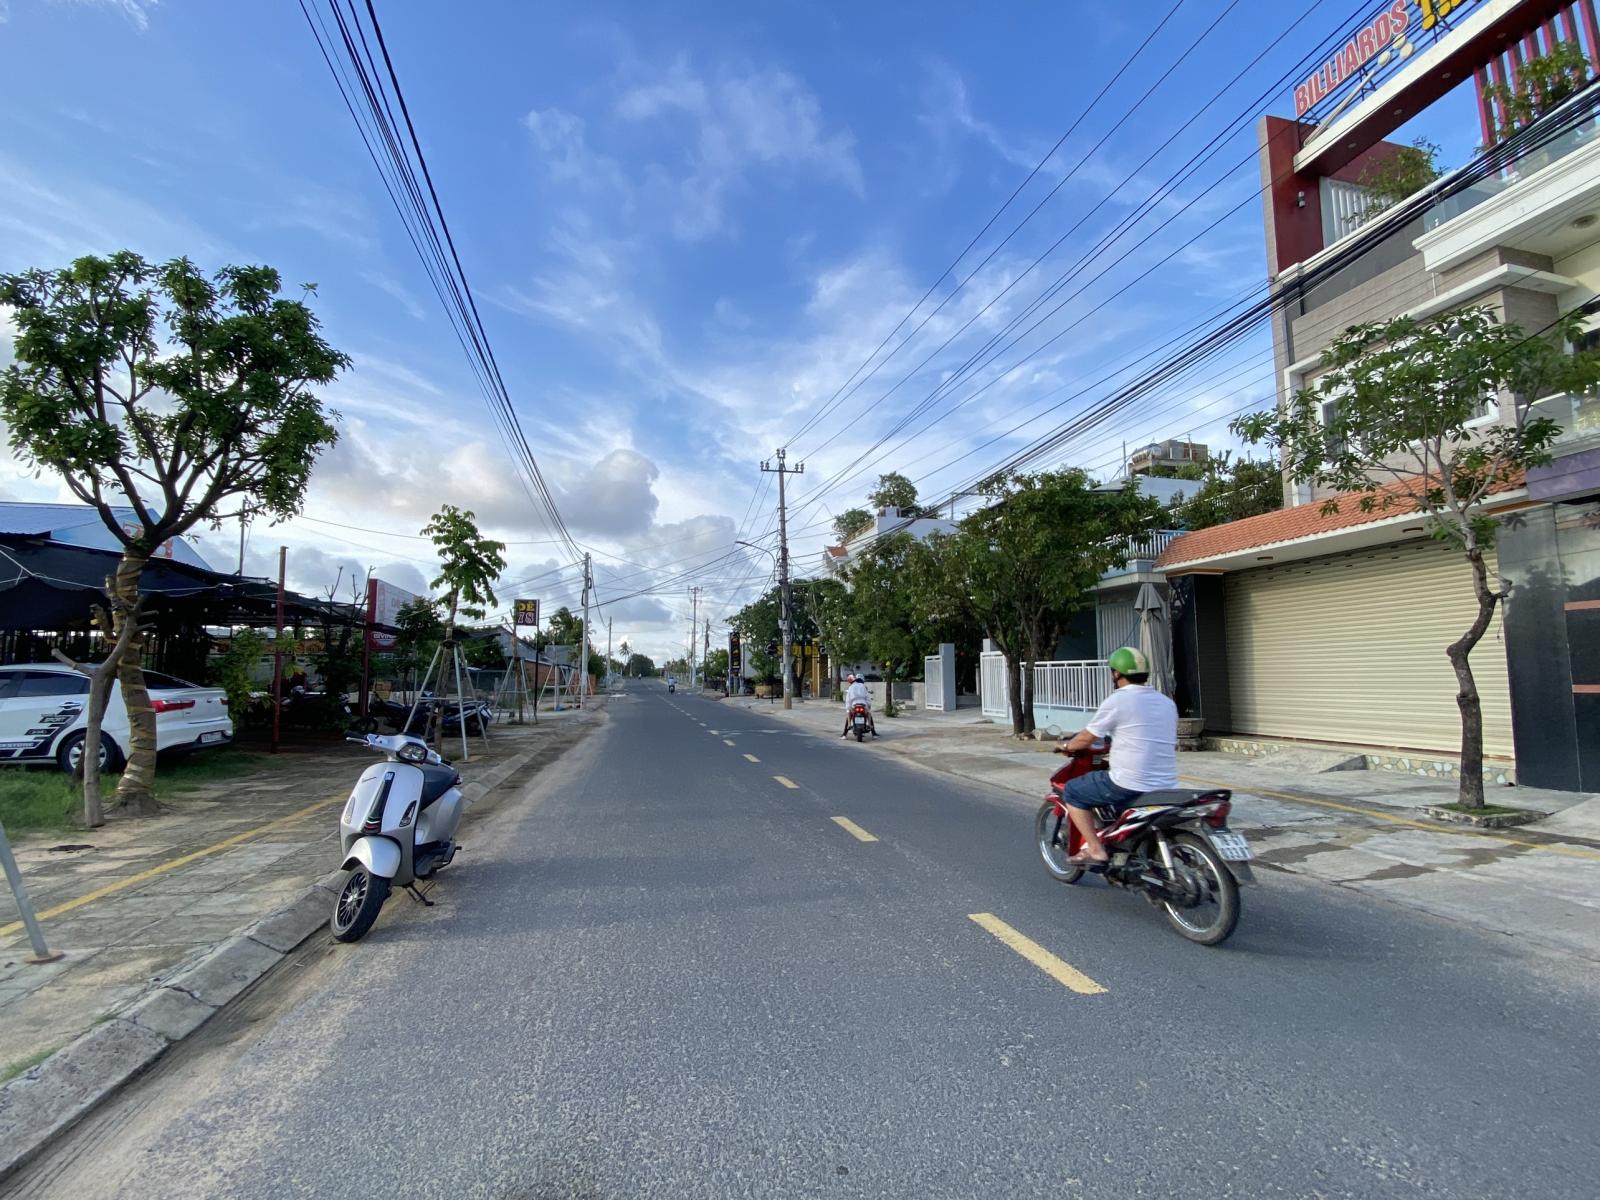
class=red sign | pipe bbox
[1295,1,1411,117]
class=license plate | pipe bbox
[199,731,225,745]
[1210,831,1252,861]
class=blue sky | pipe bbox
[0,0,1480,659]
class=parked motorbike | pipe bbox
[849,702,870,742]
[330,732,465,942]
[1034,742,1253,945]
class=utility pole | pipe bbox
[605,617,613,692]
[689,586,701,690]
[761,448,804,710]
[579,552,592,708]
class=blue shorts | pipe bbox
[1061,770,1141,813]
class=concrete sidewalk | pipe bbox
[719,694,1600,963]
[0,712,595,1083]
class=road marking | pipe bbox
[831,816,878,843]
[1180,774,1600,862]
[967,913,1107,995]
[723,739,736,747]
[774,775,799,789]
[744,754,760,763]
[0,791,349,941]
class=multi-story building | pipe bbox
[1158,0,1600,790]
[1127,438,1210,475]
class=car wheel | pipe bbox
[56,730,123,776]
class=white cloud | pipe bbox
[919,59,1046,172]
[359,271,428,322]
[52,0,157,31]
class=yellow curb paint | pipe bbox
[831,816,878,843]
[743,754,760,763]
[723,739,736,747]
[968,912,1107,995]
[0,791,349,941]
[774,775,799,789]
[1180,774,1600,863]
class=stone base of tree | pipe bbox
[1420,803,1550,829]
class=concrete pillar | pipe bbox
[936,642,957,712]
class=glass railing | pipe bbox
[1424,118,1600,232]
[1534,391,1600,451]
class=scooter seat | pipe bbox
[1129,788,1228,808]
[418,763,460,808]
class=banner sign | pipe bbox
[514,598,540,627]
[1294,0,1479,119]
[366,577,421,652]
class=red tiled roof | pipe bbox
[1155,471,1526,571]
[823,545,847,558]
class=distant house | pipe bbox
[820,506,958,577]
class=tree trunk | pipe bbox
[883,661,897,717]
[1004,651,1026,735]
[1448,547,1500,809]
[51,596,139,829]
[110,551,159,816]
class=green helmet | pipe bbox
[1107,646,1149,677]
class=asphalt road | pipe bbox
[10,682,1599,1199]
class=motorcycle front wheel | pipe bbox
[1034,800,1084,884]
[1158,831,1239,946]
[330,866,390,943]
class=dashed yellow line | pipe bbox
[774,775,799,790]
[968,913,1107,995]
[831,816,878,843]
[0,791,348,941]
[744,754,760,763]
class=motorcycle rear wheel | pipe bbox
[1158,832,1239,946]
[1034,801,1085,884]
[330,867,390,943]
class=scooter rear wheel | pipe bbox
[331,866,390,943]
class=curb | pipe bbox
[0,743,543,1182]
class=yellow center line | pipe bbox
[723,739,736,747]
[831,816,878,843]
[774,775,799,790]
[968,912,1107,995]
[1181,774,1600,862]
[743,754,760,763]
[0,791,349,941]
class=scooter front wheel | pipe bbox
[1035,800,1085,884]
[331,866,390,943]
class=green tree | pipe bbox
[1355,137,1441,221]
[831,507,872,542]
[1483,40,1590,142]
[461,630,508,670]
[703,647,730,684]
[953,469,1161,734]
[867,471,930,517]
[843,534,921,715]
[210,628,267,723]
[1169,453,1284,530]
[0,252,347,812]
[393,597,444,701]
[544,606,584,648]
[625,652,656,676]
[1234,305,1600,808]
[422,505,507,748]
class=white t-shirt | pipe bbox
[845,681,872,707]
[1085,684,1178,792]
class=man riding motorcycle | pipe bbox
[1053,646,1177,867]
[840,673,877,738]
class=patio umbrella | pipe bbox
[1134,582,1175,698]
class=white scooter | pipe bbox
[331,732,465,942]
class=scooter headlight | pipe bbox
[396,741,428,764]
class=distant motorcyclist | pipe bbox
[1053,646,1177,866]
[841,674,877,738]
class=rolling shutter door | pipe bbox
[1224,539,1515,757]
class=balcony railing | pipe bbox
[1424,117,1600,233]
[1124,529,1181,562]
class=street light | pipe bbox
[736,540,775,562]
[736,540,787,702]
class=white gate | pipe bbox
[979,650,1009,720]
[924,654,946,711]
[1032,660,1114,714]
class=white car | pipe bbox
[0,662,233,774]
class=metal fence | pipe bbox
[979,651,1009,720]
[1032,659,1114,714]
[924,653,946,711]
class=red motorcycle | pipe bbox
[848,703,872,742]
[1034,742,1254,945]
